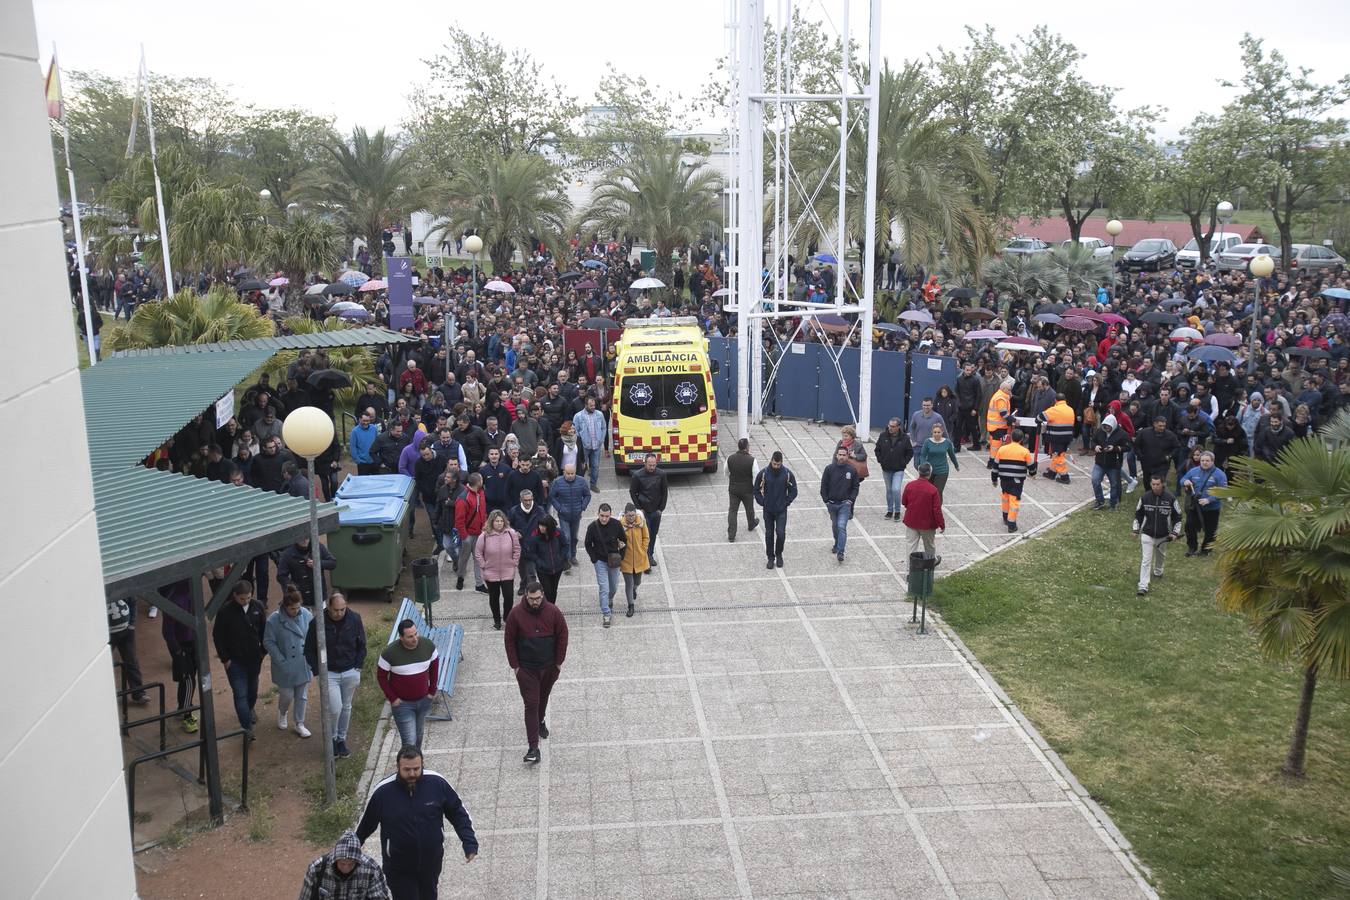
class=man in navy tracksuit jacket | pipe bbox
[356,745,478,899]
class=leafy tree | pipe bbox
[137,75,246,174]
[1213,431,1350,777]
[982,253,1067,308]
[235,107,340,211]
[407,27,579,173]
[1049,105,1160,241]
[50,70,136,199]
[102,286,273,351]
[1161,112,1261,263]
[87,144,206,276]
[1227,35,1350,271]
[439,152,571,273]
[580,143,722,285]
[300,127,433,276]
[266,212,345,310]
[568,64,694,172]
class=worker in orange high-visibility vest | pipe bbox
[1037,395,1076,484]
[995,428,1036,533]
[985,378,1015,483]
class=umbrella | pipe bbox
[1140,311,1180,326]
[307,369,352,390]
[235,279,269,292]
[575,280,598,291]
[1062,308,1105,321]
[964,329,1006,341]
[1187,345,1237,365]
[962,308,996,321]
[630,277,666,290]
[1031,313,1062,325]
[899,309,934,324]
[811,253,838,265]
[323,282,356,296]
[1001,336,1041,347]
[305,283,329,295]
[357,279,387,292]
[1032,302,1066,314]
[947,288,977,300]
[1320,288,1350,301]
[483,279,516,293]
[1058,317,1099,332]
[268,276,289,287]
[413,297,443,307]
[581,260,607,269]
[711,288,731,297]
[328,301,364,312]
[337,308,372,321]
[1323,312,1350,332]
[1170,327,1204,342]
[581,316,620,330]
[813,314,851,333]
[1099,313,1130,327]
[1285,346,1331,359]
[1204,333,1242,348]
[874,322,905,333]
[995,341,1046,354]
[557,271,583,282]
[338,270,370,286]
[1160,298,1191,310]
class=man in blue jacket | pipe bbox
[753,450,798,569]
[548,464,592,568]
[357,745,477,899]
[349,412,380,476]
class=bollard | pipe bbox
[411,556,439,626]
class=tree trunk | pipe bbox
[489,239,512,275]
[367,227,384,277]
[1282,663,1317,777]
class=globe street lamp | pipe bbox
[1105,219,1123,297]
[281,406,337,805]
[463,234,484,338]
[1247,254,1275,374]
[1215,201,1233,266]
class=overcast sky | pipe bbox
[33,0,1350,140]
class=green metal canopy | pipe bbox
[107,326,412,357]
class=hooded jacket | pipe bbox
[299,830,389,900]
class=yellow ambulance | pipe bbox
[610,317,720,475]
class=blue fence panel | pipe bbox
[908,353,958,421]
[773,343,819,419]
[869,350,909,427]
[816,346,862,425]
[707,336,737,410]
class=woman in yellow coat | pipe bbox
[619,503,650,618]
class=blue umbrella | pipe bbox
[337,308,372,321]
[812,253,838,265]
[1187,344,1237,365]
[1320,288,1350,301]
[875,322,905,333]
[338,269,371,287]
[581,260,607,269]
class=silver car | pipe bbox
[1003,237,1052,256]
[1059,237,1115,259]
[1214,242,1282,272]
[1290,243,1346,276]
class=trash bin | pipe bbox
[411,556,439,624]
[330,496,410,601]
[907,552,934,599]
[336,474,417,542]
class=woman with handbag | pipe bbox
[836,425,869,482]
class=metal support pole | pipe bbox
[856,0,881,438]
[470,256,479,339]
[735,0,763,441]
[188,578,223,824]
[61,124,96,364]
[307,454,338,805]
[834,0,850,310]
[1247,278,1261,375]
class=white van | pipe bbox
[1177,232,1243,268]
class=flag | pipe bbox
[44,55,62,120]
[126,47,147,157]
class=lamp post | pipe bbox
[1105,219,1123,298]
[1247,254,1274,374]
[281,407,337,805]
[463,234,484,339]
[1215,201,1233,267]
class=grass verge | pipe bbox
[936,502,1350,899]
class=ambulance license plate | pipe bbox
[626,452,648,462]
[651,419,678,428]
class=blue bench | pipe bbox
[388,598,465,721]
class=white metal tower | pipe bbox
[725,0,882,440]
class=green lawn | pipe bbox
[937,504,1350,900]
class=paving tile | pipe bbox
[714,732,899,817]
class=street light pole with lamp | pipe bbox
[1247,254,1275,374]
[1105,219,1123,298]
[1214,200,1234,266]
[281,407,338,805]
[462,234,483,339]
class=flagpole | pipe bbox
[50,47,97,364]
[140,45,175,297]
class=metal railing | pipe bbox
[125,705,250,836]
[117,681,168,750]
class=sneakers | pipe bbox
[493,621,503,630]
[1185,550,1197,558]
[603,615,612,628]
[1137,587,1148,596]
[626,602,635,617]
[1007,521,1018,533]
[1126,477,1138,492]
[475,584,488,594]
[1056,475,1071,485]
[836,551,845,563]
[277,710,288,730]
[749,519,759,531]
[775,555,783,568]
[333,739,351,759]
[295,722,312,739]
[1091,501,1105,511]
[129,694,150,706]
[524,747,541,764]
[884,511,894,520]
[766,559,775,570]
[182,713,199,734]
[728,534,736,542]
[456,577,465,591]
[538,721,549,740]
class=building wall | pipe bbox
[0,3,139,897]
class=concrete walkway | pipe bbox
[363,419,1155,899]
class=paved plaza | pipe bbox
[363,418,1155,899]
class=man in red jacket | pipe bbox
[901,463,944,560]
[505,582,569,765]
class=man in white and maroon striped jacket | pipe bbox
[377,620,439,750]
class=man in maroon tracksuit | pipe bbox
[504,581,568,765]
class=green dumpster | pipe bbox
[331,496,410,601]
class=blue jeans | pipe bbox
[1091,464,1122,508]
[1124,450,1138,480]
[559,516,582,561]
[883,470,905,515]
[826,501,852,554]
[225,660,261,730]
[441,528,461,563]
[594,561,620,615]
[391,695,434,749]
[583,447,602,487]
[326,669,361,741]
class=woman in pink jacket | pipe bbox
[475,510,521,628]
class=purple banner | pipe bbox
[387,256,413,330]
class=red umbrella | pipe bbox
[1099,313,1130,327]
[1059,316,1099,332]
[1204,333,1242,347]
[575,280,598,290]
[964,329,1006,340]
[1062,308,1104,321]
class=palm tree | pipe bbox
[1213,434,1350,777]
[439,152,571,274]
[101,286,274,352]
[1050,243,1113,299]
[169,182,270,282]
[268,316,376,410]
[981,253,1068,312]
[299,127,431,276]
[267,212,345,311]
[89,145,205,277]
[580,143,722,285]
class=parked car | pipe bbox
[1059,237,1114,259]
[1290,243,1346,276]
[1002,237,1051,256]
[1176,232,1244,268]
[1215,242,1283,272]
[1121,239,1177,271]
